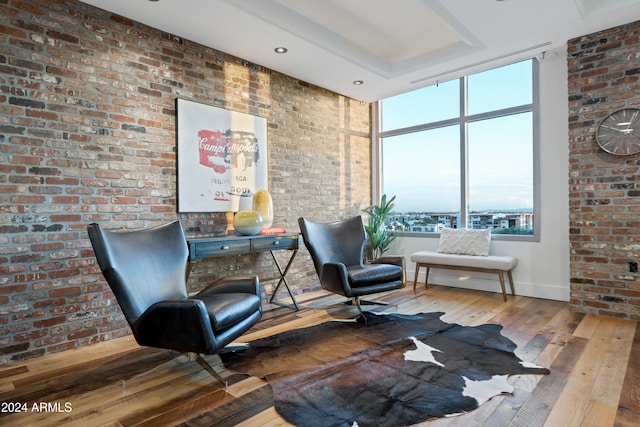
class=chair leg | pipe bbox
[187,352,228,391]
[350,297,396,323]
[358,298,392,307]
[351,297,368,324]
[217,342,250,353]
[352,297,365,315]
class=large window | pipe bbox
[377,59,538,239]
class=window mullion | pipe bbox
[372,101,382,204]
[460,76,469,229]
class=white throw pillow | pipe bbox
[437,228,491,256]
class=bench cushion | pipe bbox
[411,251,517,271]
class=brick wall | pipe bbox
[0,0,371,365]
[568,20,640,320]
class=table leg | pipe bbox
[186,261,192,282]
[268,249,300,310]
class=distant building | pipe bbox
[387,211,534,233]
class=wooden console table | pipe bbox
[186,233,300,310]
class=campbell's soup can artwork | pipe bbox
[198,129,230,174]
[177,98,267,213]
[198,129,261,174]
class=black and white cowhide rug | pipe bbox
[221,312,549,427]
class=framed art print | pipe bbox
[176,98,268,212]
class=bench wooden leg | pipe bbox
[507,269,515,296]
[498,271,507,302]
[424,266,430,289]
[413,263,430,290]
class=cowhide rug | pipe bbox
[221,312,549,427]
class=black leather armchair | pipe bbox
[87,220,262,386]
[298,215,405,317]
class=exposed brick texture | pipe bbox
[0,0,371,365]
[568,21,640,320]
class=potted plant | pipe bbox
[363,194,397,259]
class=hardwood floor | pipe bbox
[1,285,638,427]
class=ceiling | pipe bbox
[80,0,640,102]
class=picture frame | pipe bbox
[176,98,268,213]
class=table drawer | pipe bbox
[193,239,251,258]
[252,235,298,251]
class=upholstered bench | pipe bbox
[410,228,517,301]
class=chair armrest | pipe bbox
[134,299,217,354]
[197,274,260,296]
[372,256,405,267]
[319,262,351,296]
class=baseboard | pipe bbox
[409,269,570,302]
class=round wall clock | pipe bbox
[595,108,640,155]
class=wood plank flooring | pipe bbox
[1,285,638,427]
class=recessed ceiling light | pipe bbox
[353,80,364,85]
[274,47,288,54]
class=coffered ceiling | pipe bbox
[80,0,640,102]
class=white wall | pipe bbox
[389,50,570,301]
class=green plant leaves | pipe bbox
[363,194,396,258]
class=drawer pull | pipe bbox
[221,245,230,250]
[273,241,280,245]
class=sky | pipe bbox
[380,60,534,213]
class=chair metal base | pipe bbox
[186,342,251,390]
[188,352,228,390]
[349,297,393,323]
[217,342,250,353]
[186,343,247,391]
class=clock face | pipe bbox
[596,108,640,155]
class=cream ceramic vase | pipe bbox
[233,210,264,235]
[252,189,273,229]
